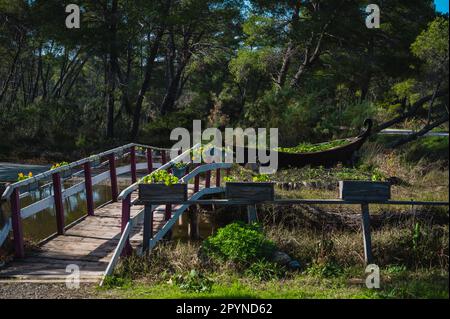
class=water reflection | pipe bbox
[0,178,217,244]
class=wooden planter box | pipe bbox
[226,182,275,202]
[172,166,187,179]
[138,183,188,203]
[339,180,391,202]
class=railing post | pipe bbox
[52,172,65,235]
[121,194,132,256]
[215,168,221,187]
[130,146,137,183]
[146,148,153,174]
[108,153,118,202]
[11,188,24,258]
[205,171,211,188]
[84,162,94,216]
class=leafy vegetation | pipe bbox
[50,161,69,170]
[202,222,276,265]
[277,140,350,154]
[0,1,447,160]
[17,172,33,181]
[140,170,179,186]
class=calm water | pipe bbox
[1,178,216,243]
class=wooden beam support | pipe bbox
[121,194,132,256]
[361,203,374,264]
[11,188,24,258]
[108,153,118,202]
[247,204,258,223]
[205,171,211,188]
[216,168,221,187]
[130,146,137,183]
[83,162,94,216]
[142,204,154,254]
[164,204,172,240]
[146,148,153,174]
[52,172,65,235]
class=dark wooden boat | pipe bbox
[234,119,373,169]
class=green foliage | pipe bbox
[411,17,449,69]
[140,170,179,186]
[101,276,132,289]
[223,176,237,182]
[17,172,33,181]
[50,161,69,170]
[402,137,449,163]
[305,261,344,278]
[244,259,286,281]
[171,270,213,293]
[277,139,349,154]
[202,222,276,264]
[252,174,270,182]
[173,162,189,169]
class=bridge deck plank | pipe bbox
[0,182,204,282]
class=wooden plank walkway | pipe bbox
[0,185,198,282]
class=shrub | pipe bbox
[202,222,276,265]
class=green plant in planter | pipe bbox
[277,139,349,154]
[140,170,179,186]
[172,162,190,179]
[223,175,237,182]
[252,174,270,182]
[17,172,33,181]
[50,161,69,170]
[17,172,38,192]
[173,162,189,169]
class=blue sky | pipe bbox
[435,0,449,13]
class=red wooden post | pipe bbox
[108,153,118,202]
[216,168,221,187]
[205,171,211,188]
[130,146,137,183]
[194,174,200,193]
[11,188,24,258]
[121,194,132,256]
[52,172,65,235]
[146,148,153,174]
[83,162,94,216]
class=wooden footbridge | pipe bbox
[0,143,448,285]
[0,143,230,282]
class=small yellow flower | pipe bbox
[28,172,33,177]
[18,173,24,178]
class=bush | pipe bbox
[202,222,276,265]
